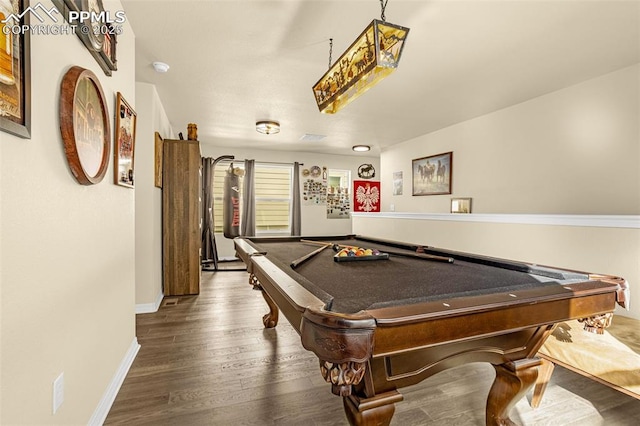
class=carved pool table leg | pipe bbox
[260,291,279,328]
[319,360,367,396]
[343,391,403,426]
[531,358,555,408]
[486,358,541,426]
[248,273,279,328]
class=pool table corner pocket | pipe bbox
[300,308,376,396]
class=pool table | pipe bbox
[234,235,628,426]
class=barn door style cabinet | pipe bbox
[162,138,202,295]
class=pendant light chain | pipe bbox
[380,0,389,22]
[329,0,387,68]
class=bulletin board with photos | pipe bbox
[300,166,352,218]
[303,179,327,205]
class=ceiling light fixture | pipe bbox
[256,120,280,135]
[352,145,371,152]
[312,0,409,114]
[152,62,170,73]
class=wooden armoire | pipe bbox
[162,138,201,295]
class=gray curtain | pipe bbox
[241,159,256,236]
[201,157,217,264]
[291,162,301,236]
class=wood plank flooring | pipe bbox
[105,269,640,425]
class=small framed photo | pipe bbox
[114,93,137,188]
[451,197,472,214]
[412,152,452,196]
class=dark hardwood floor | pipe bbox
[105,269,640,425]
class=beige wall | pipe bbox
[381,65,639,215]
[200,145,380,258]
[134,83,174,311]
[356,64,640,320]
[353,214,640,319]
[0,1,137,424]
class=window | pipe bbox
[328,169,350,191]
[254,164,292,234]
[327,169,351,219]
[212,162,292,235]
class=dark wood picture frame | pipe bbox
[114,92,136,188]
[59,66,110,185]
[52,0,117,76]
[0,0,31,138]
[412,151,453,196]
[154,132,163,188]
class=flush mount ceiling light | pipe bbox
[152,62,170,73]
[312,0,409,114]
[352,145,371,152]
[256,120,280,135]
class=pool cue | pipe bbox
[383,249,454,264]
[290,244,331,269]
[300,239,454,264]
[301,239,353,248]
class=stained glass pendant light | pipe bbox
[312,0,409,114]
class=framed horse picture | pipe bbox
[412,152,452,196]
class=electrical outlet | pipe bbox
[53,372,64,414]
[390,204,395,212]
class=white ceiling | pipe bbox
[121,0,640,157]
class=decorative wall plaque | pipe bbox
[59,66,110,185]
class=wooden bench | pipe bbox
[532,315,640,407]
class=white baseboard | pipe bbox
[88,337,141,425]
[135,290,164,314]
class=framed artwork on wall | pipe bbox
[59,66,110,185]
[393,171,403,195]
[451,197,472,213]
[354,180,380,213]
[114,92,136,188]
[412,152,452,196]
[357,163,375,179]
[154,131,163,188]
[52,0,118,76]
[0,0,31,138]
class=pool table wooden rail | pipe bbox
[234,236,627,426]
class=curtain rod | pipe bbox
[256,160,304,166]
[213,158,303,167]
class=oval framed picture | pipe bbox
[59,66,110,185]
